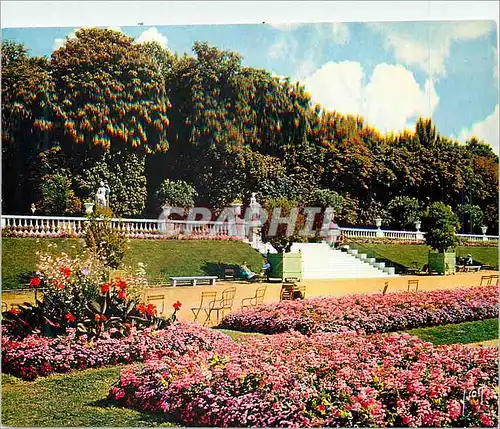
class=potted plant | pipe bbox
[260,198,305,281]
[424,202,460,275]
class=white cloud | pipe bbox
[52,26,123,51]
[304,61,439,134]
[370,21,494,76]
[459,105,499,154]
[52,29,77,51]
[135,27,168,48]
[331,23,349,45]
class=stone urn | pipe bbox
[84,202,95,214]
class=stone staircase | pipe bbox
[290,242,397,279]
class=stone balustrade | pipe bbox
[1,214,498,242]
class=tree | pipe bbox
[155,179,198,208]
[456,204,484,234]
[387,196,423,230]
[424,202,460,252]
[1,41,54,213]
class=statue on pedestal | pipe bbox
[95,181,110,209]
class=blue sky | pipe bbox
[2,21,498,152]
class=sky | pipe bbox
[2,19,499,153]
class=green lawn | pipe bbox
[1,237,263,289]
[1,366,175,427]
[348,243,498,272]
[406,318,499,346]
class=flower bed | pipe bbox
[219,286,498,335]
[109,332,498,427]
[1,323,232,381]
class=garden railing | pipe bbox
[1,214,498,242]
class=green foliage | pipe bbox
[456,204,484,234]
[74,148,148,216]
[307,189,344,213]
[155,178,198,207]
[1,36,498,234]
[424,202,460,252]
[39,172,82,215]
[387,196,423,229]
[83,210,128,269]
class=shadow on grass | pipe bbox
[90,397,176,427]
[201,261,241,278]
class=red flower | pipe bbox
[101,283,111,294]
[8,308,21,315]
[117,289,126,301]
[29,277,41,287]
[173,300,182,311]
[60,267,71,278]
[316,404,326,413]
[100,314,107,322]
[114,277,127,289]
[137,304,147,314]
[55,282,65,290]
[65,312,76,323]
[94,314,101,322]
[146,303,157,316]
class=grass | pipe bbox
[406,318,499,346]
[215,328,264,341]
[1,237,263,289]
[348,243,498,271]
[1,366,175,427]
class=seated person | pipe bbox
[240,261,257,281]
[466,254,473,266]
[261,258,272,280]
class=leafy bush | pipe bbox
[424,202,460,252]
[155,179,198,208]
[39,172,82,215]
[219,285,498,335]
[2,322,231,381]
[456,204,484,234]
[109,331,498,427]
[387,196,423,229]
[83,209,128,269]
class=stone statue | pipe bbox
[95,181,110,208]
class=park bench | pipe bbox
[459,265,482,273]
[170,276,217,287]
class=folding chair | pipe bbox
[489,275,498,286]
[146,294,165,314]
[407,279,419,292]
[206,287,237,325]
[241,285,267,309]
[280,283,295,301]
[382,281,389,295]
[480,275,492,286]
[191,291,217,324]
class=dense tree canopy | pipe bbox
[1,30,498,233]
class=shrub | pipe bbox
[109,332,498,427]
[1,322,232,381]
[424,202,460,252]
[219,286,498,335]
[155,179,198,208]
